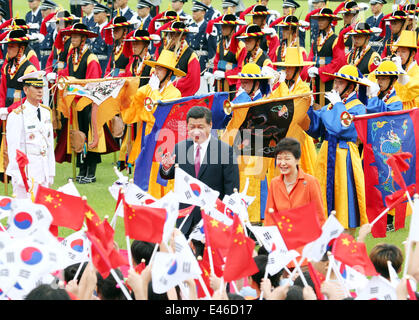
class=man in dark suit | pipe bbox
[366,0,389,55]
[160,106,240,237]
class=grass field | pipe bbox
[7,0,412,276]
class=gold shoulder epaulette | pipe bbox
[13,105,26,114]
[39,104,51,111]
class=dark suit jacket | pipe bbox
[160,135,240,236]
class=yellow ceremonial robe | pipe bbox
[268,77,318,176]
[394,61,419,110]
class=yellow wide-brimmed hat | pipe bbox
[323,65,370,86]
[228,63,273,80]
[144,49,186,77]
[375,60,406,76]
[273,47,315,67]
[392,30,419,49]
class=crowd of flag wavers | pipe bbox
[0,0,419,300]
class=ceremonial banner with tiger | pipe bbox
[57,77,140,126]
[221,98,295,158]
[354,109,419,238]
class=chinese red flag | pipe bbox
[85,205,114,254]
[223,215,259,282]
[35,185,86,231]
[270,202,322,250]
[332,233,379,277]
[178,205,195,218]
[201,210,232,250]
[202,244,224,278]
[123,198,166,243]
[194,257,214,299]
[307,261,325,300]
[86,232,128,279]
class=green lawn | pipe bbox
[8,1,411,270]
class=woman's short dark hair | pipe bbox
[131,240,156,265]
[251,255,280,288]
[274,137,301,160]
[64,262,87,284]
[25,284,71,300]
[369,243,403,280]
[96,269,127,300]
[186,106,212,125]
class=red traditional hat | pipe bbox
[61,22,98,38]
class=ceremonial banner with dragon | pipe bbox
[354,109,419,238]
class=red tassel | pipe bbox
[40,12,56,36]
[269,16,285,28]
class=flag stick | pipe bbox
[110,268,132,300]
[207,245,215,276]
[402,192,417,277]
[326,251,333,281]
[230,281,240,295]
[259,268,269,300]
[73,261,86,281]
[292,257,309,287]
[149,243,159,264]
[198,275,212,300]
[288,256,305,281]
[218,277,224,296]
[126,235,134,270]
[370,207,391,226]
[178,213,191,233]
[328,253,351,298]
[284,266,292,276]
[233,188,248,237]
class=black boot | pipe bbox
[80,161,97,184]
[76,161,88,183]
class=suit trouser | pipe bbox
[76,105,101,176]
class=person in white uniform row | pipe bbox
[6,70,55,199]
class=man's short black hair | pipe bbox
[131,240,156,265]
[273,137,301,160]
[96,269,127,300]
[64,262,87,284]
[251,254,280,288]
[285,285,304,300]
[25,284,71,300]
[186,106,212,125]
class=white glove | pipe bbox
[32,33,45,43]
[262,27,276,36]
[150,34,161,42]
[149,73,160,91]
[325,89,342,106]
[365,81,380,98]
[27,23,40,29]
[392,56,410,85]
[308,66,319,78]
[0,108,8,120]
[269,10,280,18]
[214,70,225,80]
[203,71,213,81]
[46,72,57,82]
[261,65,275,78]
[278,70,286,83]
[188,26,199,33]
[392,56,403,72]
[368,82,380,98]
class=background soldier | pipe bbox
[6,70,55,198]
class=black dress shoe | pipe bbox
[79,176,96,184]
